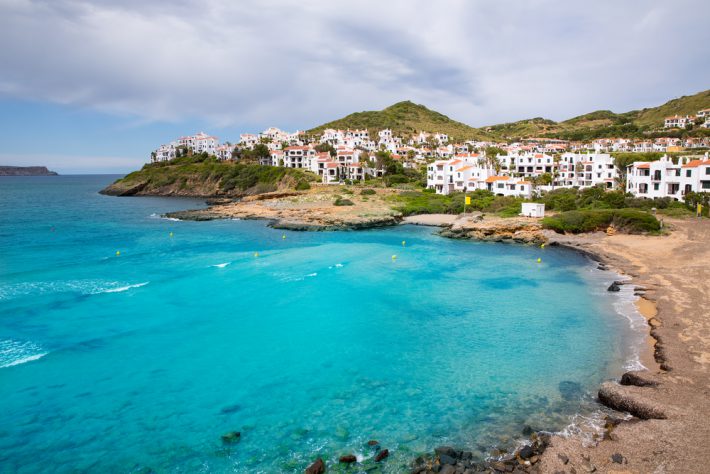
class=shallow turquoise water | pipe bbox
[0,176,642,473]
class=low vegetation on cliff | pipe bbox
[101,153,317,197]
[542,209,661,234]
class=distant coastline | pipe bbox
[0,166,58,176]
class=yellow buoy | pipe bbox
[540,243,545,249]
[116,251,121,257]
[537,258,541,263]
[254,252,259,258]
[169,232,174,238]
[282,235,286,240]
[392,255,397,260]
[402,240,406,247]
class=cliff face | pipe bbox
[99,161,315,197]
[0,166,58,176]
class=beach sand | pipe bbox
[537,218,710,473]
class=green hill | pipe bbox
[481,89,710,140]
[308,101,490,141]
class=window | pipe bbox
[706,168,710,175]
[686,170,691,177]
[703,182,710,190]
[654,183,659,191]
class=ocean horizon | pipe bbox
[0,175,647,473]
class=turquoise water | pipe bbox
[0,176,643,473]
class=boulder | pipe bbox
[435,446,457,458]
[598,382,666,419]
[607,283,621,292]
[620,372,658,387]
[339,454,356,464]
[439,454,457,465]
[375,449,389,462]
[367,440,379,447]
[305,458,325,474]
[518,445,534,460]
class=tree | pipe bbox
[315,143,336,157]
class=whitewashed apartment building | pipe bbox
[626,154,710,201]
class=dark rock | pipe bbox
[461,451,473,460]
[518,445,534,460]
[339,454,357,464]
[305,458,325,474]
[598,382,666,419]
[435,446,457,458]
[610,453,624,464]
[220,404,242,414]
[439,465,456,474]
[620,372,658,387]
[521,425,534,436]
[220,431,240,444]
[439,454,457,465]
[375,449,389,462]
[557,454,569,464]
[559,381,584,401]
[367,440,379,447]
[607,283,621,292]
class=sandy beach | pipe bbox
[535,218,710,473]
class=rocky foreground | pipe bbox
[164,186,403,230]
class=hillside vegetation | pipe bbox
[308,101,490,141]
[100,154,317,197]
[482,89,710,140]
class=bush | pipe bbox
[361,188,376,195]
[334,197,355,206]
[542,209,660,234]
[295,180,311,191]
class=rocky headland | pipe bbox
[0,166,58,176]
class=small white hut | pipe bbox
[521,202,545,218]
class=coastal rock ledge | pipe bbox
[438,215,546,245]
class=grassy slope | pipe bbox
[308,101,491,141]
[101,159,317,197]
[481,89,710,139]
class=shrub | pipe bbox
[334,197,355,206]
[542,209,660,234]
[295,180,311,191]
[361,188,376,195]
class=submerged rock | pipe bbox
[339,454,357,464]
[220,431,241,444]
[558,380,584,401]
[305,458,325,474]
[375,449,389,462]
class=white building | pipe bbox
[557,153,618,188]
[626,154,710,201]
[664,115,695,129]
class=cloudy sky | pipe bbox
[1,0,708,173]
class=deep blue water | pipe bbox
[0,176,644,473]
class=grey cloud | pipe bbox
[0,0,708,129]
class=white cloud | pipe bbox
[0,0,708,129]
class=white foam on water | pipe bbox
[149,213,181,221]
[102,282,149,293]
[0,280,150,300]
[335,263,344,268]
[306,273,318,277]
[0,340,48,369]
[212,262,231,268]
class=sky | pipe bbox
[0,0,708,173]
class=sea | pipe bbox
[0,175,647,473]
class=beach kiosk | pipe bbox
[521,202,545,218]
